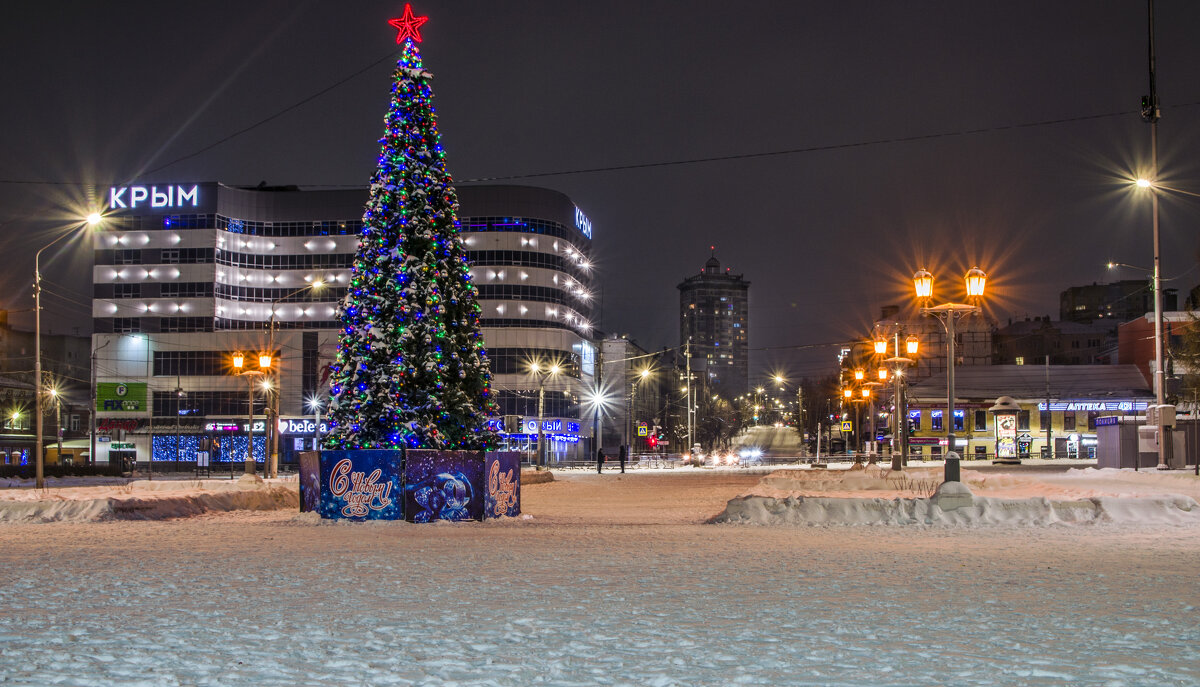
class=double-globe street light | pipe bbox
[231,352,273,482]
[913,266,987,483]
[34,212,102,488]
[529,361,561,466]
[875,332,919,471]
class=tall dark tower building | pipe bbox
[678,250,750,397]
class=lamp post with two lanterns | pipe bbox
[232,352,272,482]
[913,266,987,483]
[875,333,919,471]
[529,361,561,466]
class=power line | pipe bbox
[4,102,1200,189]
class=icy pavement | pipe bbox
[0,471,1198,686]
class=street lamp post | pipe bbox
[34,213,101,488]
[232,352,271,482]
[307,396,323,451]
[628,368,651,457]
[530,362,561,467]
[266,280,324,479]
[914,267,986,483]
[881,334,918,471]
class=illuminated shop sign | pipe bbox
[574,206,593,239]
[96,382,147,412]
[1037,401,1149,412]
[278,418,329,434]
[521,418,581,434]
[205,420,266,433]
[109,185,199,210]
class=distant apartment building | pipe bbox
[1060,280,1175,326]
[678,252,749,397]
[993,317,1114,366]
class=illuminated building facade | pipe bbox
[91,183,596,465]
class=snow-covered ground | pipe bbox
[1,470,1198,685]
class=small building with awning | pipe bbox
[905,365,1152,460]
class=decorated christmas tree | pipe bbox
[325,4,498,451]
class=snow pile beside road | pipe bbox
[717,465,1200,526]
[0,479,298,523]
[716,493,1200,526]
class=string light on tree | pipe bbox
[325,5,498,452]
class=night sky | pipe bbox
[4,1,1200,382]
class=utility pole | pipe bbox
[1143,0,1173,469]
[685,337,693,453]
[1045,355,1052,460]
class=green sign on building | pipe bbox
[96,383,148,412]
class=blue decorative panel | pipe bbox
[317,450,404,520]
[404,450,485,522]
[484,452,521,519]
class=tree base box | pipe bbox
[299,450,521,522]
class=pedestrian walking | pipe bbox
[619,445,627,473]
[596,447,606,473]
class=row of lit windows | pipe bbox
[152,390,262,418]
[96,248,215,265]
[214,284,348,303]
[476,285,573,306]
[96,317,215,334]
[215,250,346,270]
[494,390,578,418]
[911,409,1102,432]
[487,348,580,378]
[461,217,583,241]
[102,214,216,231]
[217,216,362,237]
[96,283,215,299]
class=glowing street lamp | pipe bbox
[232,352,271,481]
[1134,176,1173,469]
[530,361,561,466]
[914,267,987,481]
[35,214,102,488]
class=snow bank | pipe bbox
[717,465,1200,526]
[715,493,1200,526]
[0,479,298,523]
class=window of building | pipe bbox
[113,318,140,333]
[115,250,140,265]
[1018,410,1030,430]
[1087,412,1098,430]
[1063,411,1075,431]
[1039,409,1050,430]
[113,283,141,298]
[931,410,943,431]
[161,248,180,264]
[953,409,964,432]
[908,410,921,431]
[974,410,987,432]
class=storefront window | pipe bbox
[953,409,964,432]
[931,410,942,431]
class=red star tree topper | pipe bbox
[388,4,428,43]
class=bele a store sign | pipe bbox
[107,183,218,214]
